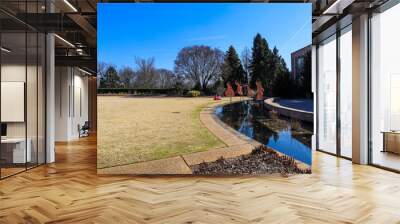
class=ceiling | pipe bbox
[311,0,390,41]
[0,0,97,74]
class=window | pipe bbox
[339,25,352,158]
[370,3,400,171]
[317,35,337,154]
[0,2,46,179]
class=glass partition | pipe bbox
[38,32,45,165]
[27,30,38,169]
[339,25,352,158]
[0,1,46,179]
[1,30,28,177]
[370,3,400,171]
[317,34,337,154]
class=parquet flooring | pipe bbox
[1,135,400,223]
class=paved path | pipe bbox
[276,99,314,112]
[265,98,314,122]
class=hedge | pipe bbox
[97,88,188,95]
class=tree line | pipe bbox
[98,57,178,89]
[98,33,312,98]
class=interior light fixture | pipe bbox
[78,67,92,76]
[322,0,354,15]
[54,34,75,48]
[1,47,11,53]
[323,0,341,14]
[63,0,78,12]
[76,48,85,56]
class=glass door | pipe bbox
[370,2,400,171]
[1,30,28,178]
[317,35,337,154]
[0,1,47,179]
[339,25,352,158]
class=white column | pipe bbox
[55,67,74,141]
[311,45,317,151]
[46,32,55,163]
[352,14,369,164]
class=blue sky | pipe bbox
[98,3,311,71]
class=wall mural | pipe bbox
[97,3,313,175]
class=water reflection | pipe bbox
[215,100,312,165]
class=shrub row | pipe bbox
[186,90,201,97]
[97,88,189,96]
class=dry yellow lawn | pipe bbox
[98,96,237,169]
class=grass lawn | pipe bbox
[98,96,238,169]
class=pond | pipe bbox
[215,100,313,165]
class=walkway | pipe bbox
[277,99,314,112]
[265,98,313,122]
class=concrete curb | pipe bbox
[264,98,313,123]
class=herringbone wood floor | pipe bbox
[1,135,400,223]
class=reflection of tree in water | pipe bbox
[217,101,313,148]
[238,101,254,136]
[221,102,254,138]
[251,102,276,145]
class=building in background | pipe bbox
[291,45,311,80]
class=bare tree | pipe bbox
[174,45,224,92]
[134,57,158,88]
[156,69,176,88]
[241,47,251,84]
[97,62,108,88]
[119,67,136,88]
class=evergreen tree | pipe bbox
[272,52,292,97]
[102,66,121,88]
[268,46,281,96]
[272,69,293,98]
[250,33,274,95]
[298,51,312,98]
[270,47,279,78]
[222,46,246,88]
[250,34,265,88]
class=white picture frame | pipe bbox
[1,81,25,122]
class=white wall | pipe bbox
[55,67,89,141]
[1,65,26,141]
[1,63,46,164]
[71,72,89,138]
[1,65,39,138]
[1,82,25,122]
[1,64,25,81]
[55,66,70,141]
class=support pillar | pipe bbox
[352,14,369,164]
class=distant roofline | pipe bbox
[291,44,312,56]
